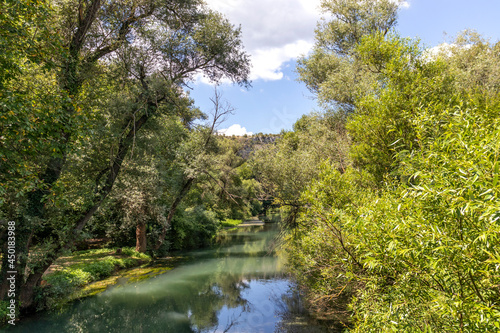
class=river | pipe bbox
[5,224,331,332]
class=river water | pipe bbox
[6,224,331,333]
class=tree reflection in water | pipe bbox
[7,225,326,333]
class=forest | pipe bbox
[1,0,500,331]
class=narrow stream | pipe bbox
[6,224,330,332]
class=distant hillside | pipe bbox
[221,133,280,159]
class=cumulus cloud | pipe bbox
[203,0,410,82]
[424,42,453,60]
[399,1,410,9]
[423,42,471,62]
[250,40,314,81]
[390,0,410,8]
[218,124,253,136]
[206,0,322,81]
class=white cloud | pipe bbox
[206,0,322,81]
[424,42,453,60]
[204,0,409,82]
[423,42,471,62]
[389,0,410,9]
[250,40,313,81]
[218,124,253,136]
[399,1,410,9]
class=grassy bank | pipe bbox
[38,248,156,310]
[219,218,243,228]
[1,247,180,326]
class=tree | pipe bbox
[252,112,350,228]
[297,0,403,112]
[1,0,250,311]
[0,0,61,202]
[152,89,236,252]
[286,31,500,331]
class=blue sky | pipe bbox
[190,0,500,135]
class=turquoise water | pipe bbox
[6,225,329,332]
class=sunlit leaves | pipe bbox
[288,21,500,331]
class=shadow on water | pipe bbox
[6,224,337,333]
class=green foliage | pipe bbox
[41,268,93,310]
[169,206,219,251]
[0,0,59,86]
[251,111,350,227]
[38,248,151,311]
[44,268,93,290]
[297,0,403,111]
[283,166,375,325]
[347,33,450,182]
[287,1,500,328]
[182,134,260,222]
[83,256,123,279]
[287,104,500,329]
[121,247,151,260]
[0,300,9,326]
[254,113,349,204]
[220,219,243,228]
[287,23,500,331]
[1,0,251,311]
[349,102,500,332]
[0,0,63,205]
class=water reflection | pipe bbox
[7,225,328,333]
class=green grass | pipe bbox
[39,247,151,310]
[220,219,243,228]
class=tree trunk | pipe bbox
[136,221,147,253]
[14,111,152,311]
[16,249,55,312]
[19,271,45,312]
[153,177,194,251]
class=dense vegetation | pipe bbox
[251,0,500,331]
[2,0,500,331]
[0,0,263,316]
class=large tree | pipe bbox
[297,0,403,112]
[1,0,250,312]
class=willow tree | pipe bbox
[297,0,403,112]
[0,0,250,312]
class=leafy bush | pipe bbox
[281,10,500,332]
[121,247,150,260]
[83,256,120,279]
[284,166,375,326]
[286,102,500,331]
[220,218,242,228]
[0,300,10,326]
[40,268,93,310]
[38,248,151,311]
[168,206,219,250]
[44,268,93,290]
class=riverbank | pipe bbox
[1,217,277,327]
[43,219,264,305]
[37,248,162,311]
[0,247,150,326]
[4,223,330,332]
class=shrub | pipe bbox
[0,300,10,326]
[286,103,500,331]
[40,268,93,310]
[220,219,242,228]
[121,247,150,260]
[169,206,219,250]
[83,256,119,279]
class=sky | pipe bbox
[190,0,500,135]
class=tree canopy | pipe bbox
[0,0,251,312]
[258,0,500,331]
